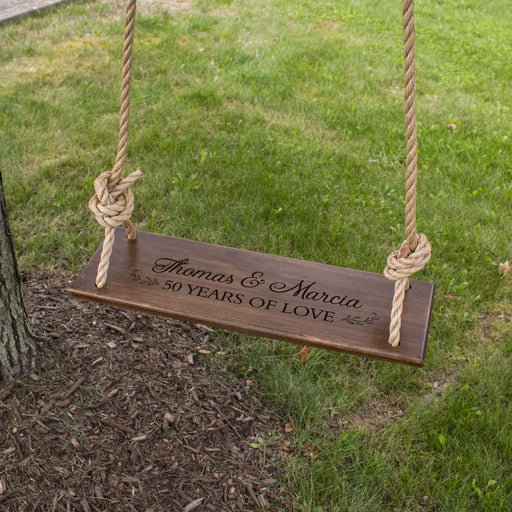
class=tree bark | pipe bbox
[0,171,37,381]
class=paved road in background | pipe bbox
[0,0,72,25]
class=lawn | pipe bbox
[1,0,512,510]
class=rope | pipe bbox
[89,0,144,288]
[384,0,431,347]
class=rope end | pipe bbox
[125,221,137,240]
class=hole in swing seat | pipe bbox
[68,229,434,367]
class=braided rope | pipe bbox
[384,0,431,347]
[89,0,144,288]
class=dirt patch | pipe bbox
[480,307,512,342]
[0,273,290,511]
[136,0,191,16]
[327,399,406,435]
[102,0,191,18]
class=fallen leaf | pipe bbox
[499,261,510,276]
[39,401,52,414]
[419,495,429,506]
[258,494,270,508]
[189,388,200,404]
[61,377,85,400]
[108,474,120,487]
[278,441,293,452]
[300,444,319,459]
[54,466,72,477]
[194,323,214,332]
[104,323,127,335]
[164,412,175,423]
[101,418,136,434]
[81,498,92,512]
[182,497,204,512]
[107,388,119,398]
[301,444,318,459]
[298,346,311,362]
[285,422,293,433]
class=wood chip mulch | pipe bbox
[0,273,292,511]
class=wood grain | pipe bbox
[68,229,434,367]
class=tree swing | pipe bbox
[69,0,434,367]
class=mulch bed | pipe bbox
[0,273,292,511]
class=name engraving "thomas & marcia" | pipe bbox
[130,256,378,326]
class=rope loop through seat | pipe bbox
[384,234,431,347]
[88,168,144,288]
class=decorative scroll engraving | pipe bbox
[339,313,380,326]
[130,271,160,287]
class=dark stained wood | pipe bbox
[68,229,434,367]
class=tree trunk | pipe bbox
[0,171,37,381]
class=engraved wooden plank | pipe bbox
[68,229,434,367]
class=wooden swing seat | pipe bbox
[69,229,434,367]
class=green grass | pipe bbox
[2,0,512,510]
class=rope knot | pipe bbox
[384,233,431,347]
[88,168,145,239]
[384,233,431,282]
